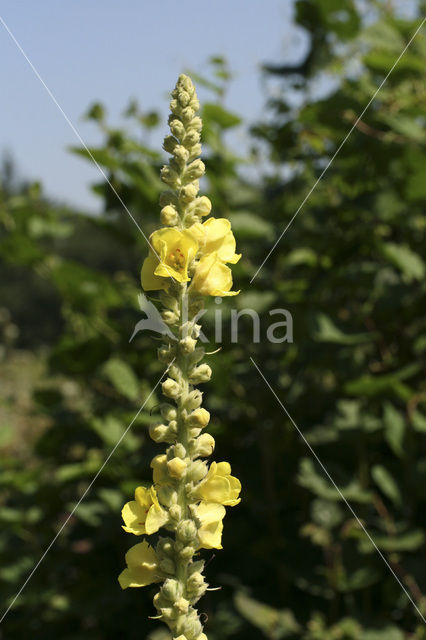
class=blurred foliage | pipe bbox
[1,2,426,638]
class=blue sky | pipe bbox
[0,1,300,212]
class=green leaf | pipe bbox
[383,402,405,458]
[297,459,373,503]
[359,529,424,554]
[380,242,426,282]
[202,103,241,129]
[310,313,374,345]
[228,211,274,240]
[371,464,402,506]
[102,358,139,401]
[362,626,404,640]
[412,410,426,433]
[345,363,421,397]
[234,591,301,638]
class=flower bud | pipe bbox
[177,519,197,544]
[173,144,190,163]
[163,135,178,154]
[184,390,203,411]
[169,118,185,139]
[186,408,210,429]
[161,205,179,226]
[161,165,180,187]
[186,460,208,483]
[188,144,202,161]
[162,378,181,399]
[191,196,212,217]
[188,116,202,132]
[183,160,205,183]
[173,443,186,458]
[179,545,196,560]
[174,597,190,615]
[161,403,177,421]
[181,107,195,123]
[167,457,187,479]
[182,614,203,639]
[189,364,212,384]
[169,504,182,520]
[183,130,200,147]
[162,309,179,325]
[161,578,182,601]
[157,538,174,555]
[194,433,215,457]
[149,423,174,443]
[179,183,199,203]
[178,90,190,107]
[158,344,176,363]
[180,336,197,353]
[158,557,175,574]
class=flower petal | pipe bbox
[121,500,147,536]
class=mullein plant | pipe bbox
[118,74,242,640]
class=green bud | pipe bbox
[161,165,180,187]
[158,344,176,363]
[172,443,187,459]
[169,118,185,139]
[149,423,174,443]
[161,578,182,602]
[180,336,197,353]
[189,364,212,384]
[173,145,190,163]
[180,545,196,560]
[177,519,197,544]
[179,183,199,203]
[183,160,205,183]
[188,116,202,132]
[174,597,190,615]
[159,557,176,574]
[163,135,178,153]
[162,378,181,399]
[184,390,203,411]
[161,403,177,421]
[162,309,179,325]
[189,195,212,217]
[181,107,195,123]
[186,460,208,483]
[169,504,182,520]
[161,205,179,226]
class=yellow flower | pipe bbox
[190,252,239,297]
[195,501,226,550]
[189,218,241,264]
[118,541,160,589]
[141,228,199,291]
[195,461,241,506]
[121,486,168,536]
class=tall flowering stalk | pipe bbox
[118,75,241,640]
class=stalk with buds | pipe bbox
[118,75,241,640]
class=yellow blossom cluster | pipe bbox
[141,217,240,296]
[118,74,241,640]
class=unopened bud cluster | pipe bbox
[160,75,212,229]
[119,75,241,640]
